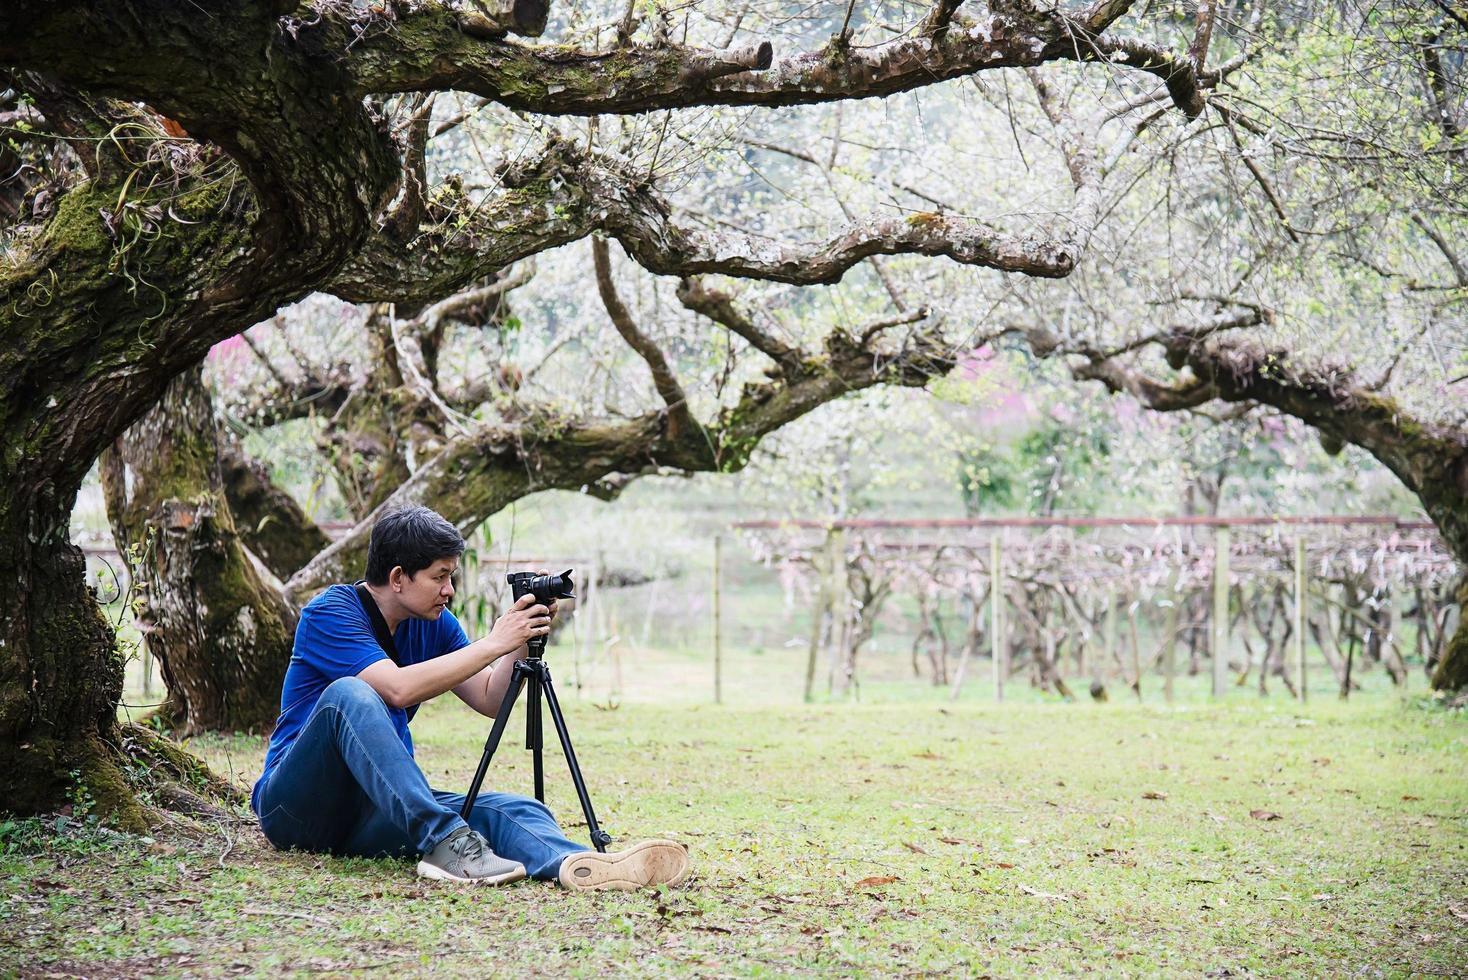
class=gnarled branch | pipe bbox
[344,1,1205,117]
[283,322,958,599]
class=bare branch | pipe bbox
[1026,69,1102,249]
[238,328,295,392]
[1079,0,1139,33]
[1419,30,1465,154]
[416,262,535,336]
[919,0,964,41]
[1188,0,1217,72]
[383,94,436,241]
[388,306,475,435]
[591,236,696,439]
[675,277,806,372]
[1072,357,1221,411]
[1076,36,1207,119]
[1219,105,1302,243]
[859,307,931,346]
[1411,212,1468,287]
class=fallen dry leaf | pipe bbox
[1018,884,1069,901]
[1401,794,1421,801]
[995,862,1016,869]
[1142,790,1168,800]
[913,751,943,761]
[1250,809,1282,821]
[854,875,899,888]
[902,842,929,855]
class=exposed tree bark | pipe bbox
[101,365,295,735]
[0,0,399,817]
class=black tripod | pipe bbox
[459,632,612,852]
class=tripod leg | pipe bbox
[460,662,528,821]
[539,671,612,852]
[528,670,545,802]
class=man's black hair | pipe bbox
[365,506,466,585]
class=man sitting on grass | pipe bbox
[251,505,688,890]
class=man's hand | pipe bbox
[450,569,563,717]
[488,592,552,652]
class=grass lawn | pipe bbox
[2,692,1465,977]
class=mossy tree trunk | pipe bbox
[101,365,295,735]
[0,480,148,830]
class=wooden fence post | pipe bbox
[1162,569,1180,704]
[1103,588,1117,687]
[578,560,599,694]
[803,528,834,702]
[991,535,1004,703]
[1213,526,1230,698]
[713,534,723,705]
[1294,535,1307,702]
[827,528,849,696]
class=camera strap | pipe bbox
[352,581,401,667]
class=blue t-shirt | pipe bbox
[251,584,470,814]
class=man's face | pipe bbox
[392,557,458,620]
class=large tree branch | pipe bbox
[1041,319,1468,563]
[1076,36,1207,119]
[284,324,958,598]
[1071,355,1221,412]
[330,139,1093,313]
[344,1,1205,118]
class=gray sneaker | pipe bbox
[416,827,527,884]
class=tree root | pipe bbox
[111,722,246,823]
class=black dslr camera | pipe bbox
[506,569,575,604]
[506,569,575,659]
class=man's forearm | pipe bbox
[476,646,527,716]
[365,638,515,709]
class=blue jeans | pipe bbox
[254,677,585,879]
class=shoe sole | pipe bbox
[415,860,527,885]
[558,839,689,892]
